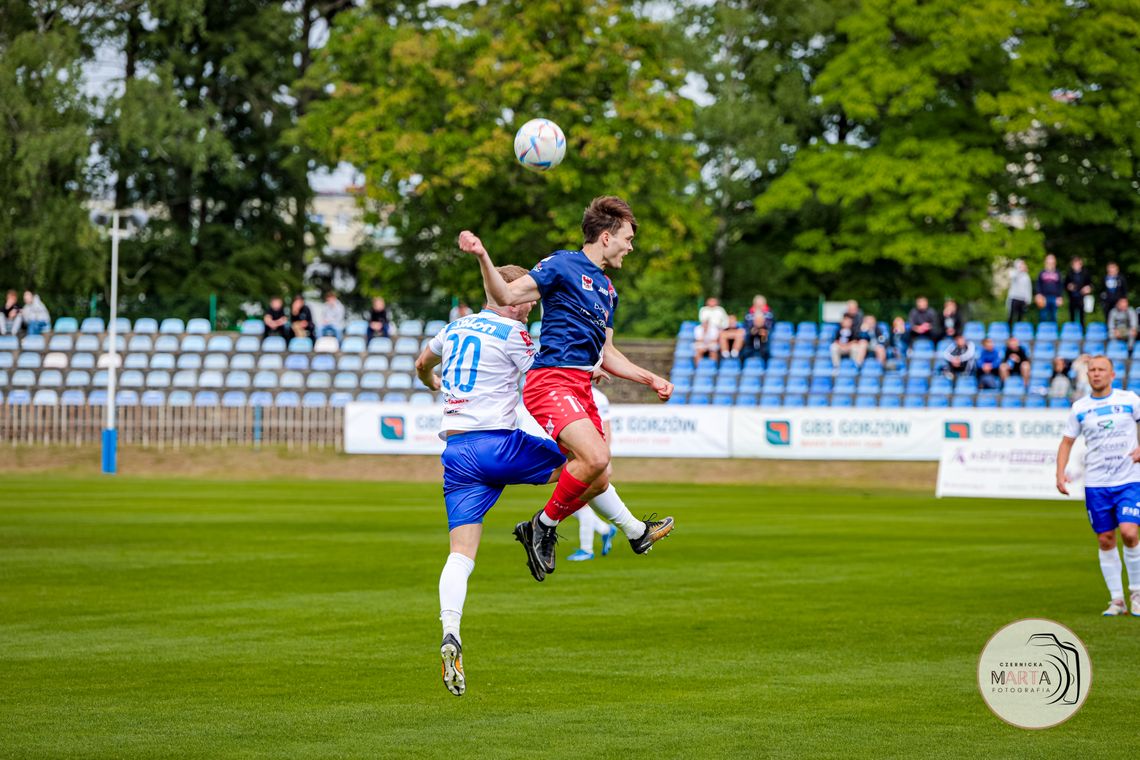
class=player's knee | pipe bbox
[1098,532,1117,550]
[579,448,610,479]
[1120,525,1139,547]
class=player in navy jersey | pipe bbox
[459,196,675,579]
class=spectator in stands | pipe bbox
[939,298,962,341]
[20,290,50,335]
[1048,356,1073,400]
[860,315,889,365]
[448,302,472,322]
[288,295,314,339]
[888,316,908,365]
[942,333,976,382]
[0,289,20,335]
[907,296,937,348]
[1034,253,1064,323]
[1064,256,1093,327]
[842,299,863,327]
[1007,259,1032,327]
[1071,353,1092,397]
[741,295,772,366]
[263,297,288,339]
[1107,297,1138,349]
[692,319,721,366]
[976,337,1002,390]
[718,314,745,359]
[830,315,867,367]
[368,296,391,339]
[999,337,1031,385]
[1101,262,1128,320]
[317,291,345,341]
[698,297,729,333]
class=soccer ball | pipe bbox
[513,118,566,172]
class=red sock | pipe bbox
[543,469,591,522]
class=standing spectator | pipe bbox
[999,337,1032,385]
[976,338,1002,390]
[1034,254,1064,323]
[1007,259,1033,327]
[941,333,976,382]
[1048,356,1074,400]
[1064,256,1093,327]
[718,314,745,359]
[907,296,937,348]
[288,295,314,339]
[448,302,472,322]
[317,291,345,341]
[698,297,729,333]
[1101,262,1128,320]
[1071,353,1092,397]
[888,316,908,365]
[0,290,20,335]
[741,295,772,366]
[368,297,391,339]
[860,315,889,365]
[21,291,50,335]
[842,299,863,327]
[830,315,867,367]
[263,297,288,339]
[1107,297,1138,349]
[940,298,963,341]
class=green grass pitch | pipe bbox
[2,475,1136,758]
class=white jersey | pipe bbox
[428,310,536,439]
[1064,389,1140,487]
[591,386,611,423]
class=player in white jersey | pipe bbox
[1056,355,1140,616]
[567,381,619,561]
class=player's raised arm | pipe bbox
[1056,435,1075,495]
[600,329,673,401]
[457,231,540,306]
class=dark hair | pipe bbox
[581,196,637,244]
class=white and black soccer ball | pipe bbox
[513,118,566,172]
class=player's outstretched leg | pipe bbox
[513,516,548,582]
[590,484,675,554]
[628,514,676,555]
[441,633,465,697]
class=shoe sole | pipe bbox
[441,643,465,697]
[631,519,675,555]
[513,522,546,582]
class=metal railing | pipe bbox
[0,405,343,451]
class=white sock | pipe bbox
[590,485,645,539]
[573,507,596,553]
[1123,545,1140,593]
[439,552,475,643]
[538,511,559,528]
[1099,548,1124,600]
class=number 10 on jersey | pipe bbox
[443,334,482,392]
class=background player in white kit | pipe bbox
[1056,355,1140,616]
[567,378,619,562]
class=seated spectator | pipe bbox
[941,333,976,381]
[741,295,772,366]
[0,289,20,335]
[907,296,937,349]
[1107,297,1137,349]
[368,297,391,339]
[859,315,888,365]
[830,315,867,367]
[940,298,962,340]
[288,295,314,339]
[975,337,1002,390]
[888,316,908,365]
[317,291,345,341]
[842,299,863,327]
[692,320,720,366]
[21,290,50,335]
[263,297,288,339]
[998,337,1031,384]
[449,302,472,322]
[719,314,745,359]
[1071,353,1092,397]
[1048,356,1073,399]
[698,297,729,333]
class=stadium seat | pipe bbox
[306,372,332,389]
[410,391,435,406]
[203,353,228,370]
[903,394,925,408]
[262,336,286,353]
[61,389,86,406]
[119,370,144,388]
[963,321,985,341]
[11,369,35,387]
[180,335,206,353]
[388,373,413,390]
[329,392,354,408]
[80,317,105,334]
[176,354,201,370]
[809,377,833,394]
[688,393,711,405]
[65,370,90,387]
[772,322,793,340]
[383,391,409,403]
[186,318,211,334]
[288,337,313,353]
[0,352,12,369]
[279,371,304,389]
[782,394,805,407]
[667,393,688,405]
[425,320,447,336]
[115,390,139,406]
[91,370,109,387]
[230,354,254,371]
[1012,322,1035,342]
[1049,396,1071,408]
[132,318,158,334]
[882,376,904,394]
[787,377,809,394]
[360,373,386,390]
[225,371,251,389]
[976,393,999,408]
[193,391,219,406]
[248,391,273,407]
[141,390,166,406]
[735,394,758,406]
[53,317,79,334]
[1025,394,1047,408]
[879,395,901,408]
[693,376,715,394]
[38,370,62,388]
[397,319,424,337]
[96,352,124,369]
[0,337,16,354]
[198,370,223,388]
[759,394,781,408]
[368,337,393,354]
[761,377,786,394]
[73,335,98,352]
[87,389,107,406]
[391,355,415,372]
[172,370,197,388]
[312,354,336,372]
[928,394,950,408]
[284,354,309,371]
[337,355,363,372]
[257,354,284,371]
[222,391,247,408]
[807,394,829,408]
[333,372,358,390]
[48,335,75,352]
[341,336,366,354]
[363,355,389,372]
[207,335,234,352]
[854,395,877,408]
[344,320,368,337]
[168,390,192,407]
[43,352,68,369]
[792,342,814,359]
[314,336,339,353]
[7,389,30,405]
[159,318,185,334]
[1000,396,1024,408]
[146,371,171,388]
[1060,322,1082,341]
[235,335,261,353]
[21,335,46,351]
[147,353,173,370]
[987,322,1010,341]
[355,392,380,403]
[394,337,419,355]
[153,335,178,353]
[738,376,762,394]
[1087,323,1107,341]
[253,371,278,389]
[240,319,265,336]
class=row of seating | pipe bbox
[673,373,1110,397]
[671,393,1072,409]
[679,319,1107,342]
[2,369,426,391]
[1,351,418,372]
[44,316,451,338]
[1,388,433,408]
[0,333,427,355]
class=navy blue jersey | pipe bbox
[529,250,617,370]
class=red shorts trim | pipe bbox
[523,368,603,443]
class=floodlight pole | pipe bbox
[102,210,120,475]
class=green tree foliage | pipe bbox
[299,0,711,333]
[0,1,102,298]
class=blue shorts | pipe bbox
[441,429,566,531]
[1084,483,1140,533]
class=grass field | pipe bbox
[1,475,1136,759]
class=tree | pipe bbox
[298,0,712,334]
[0,1,103,302]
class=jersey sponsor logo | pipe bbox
[593,302,610,322]
[944,421,971,439]
[463,317,512,340]
[1098,420,1115,430]
[380,416,405,440]
[581,274,594,291]
[765,420,791,445]
[519,329,534,348]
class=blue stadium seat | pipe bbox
[425,320,447,336]
[930,376,953,395]
[714,377,737,394]
[1037,322,1058,341]
[22,334,46,351]
[172,370,197,388]
[193,390,218,406]
[0,335,16,351]
[168,390,192,407]
[819,323,839,343]
[1025,394,1047,408]
[115,317,133,334]
[360,373,385,390]
[262,336,286,353]
[805,393,828,407]
[903,394,925,408]
[905,377,929,394]
[73,335,98,352]
[1049,396,1072,408]
[225,371,251,389]
[951,395,975,408]
[223,391,248,407]
[927,394,949,408]
[181,335,206,353]
[809,377,833,394]
[279,371,304,389]
[176,354,201,371]
[673,376,693,393]
[337,355,363,372]
[288,337,313,353]
[1058,342,1080,360]
[1034,342,1056,359]
[203,353,228,370]
[53,317,79,334]
[119,370,144,388]
[792,341,814,358]
[65,370,90,387]
[882,376,904,394]
[198,370,223,388]
[397,319,424,337]
[207,335,233,353]
[767,358,789,373]
[854,395,877,408]
[788,359,810,378]
[306,372,332,389]
[240,319,264,336]
[231,335,259,353]
[761,377,785,394]
[1060,322,1083,341]
[249,391,274,407]
[1000,396,1024,408]
[11,369,35,387]
[787,377,809,394]
[782,394,805,407]
[811,359,832,376]
[80,317,105,334]
[735,394,758,407]
[759,394,781,408]
[879,395,901,408]
[47,335,74,352]
[32,389,58,405]
[275,391,300,407]
[253,370,279,388]
[717,363,740,378]
[7,389,30,405]
[186,318,210,334]
[0,352,12,369]
[345,320,369,337]
[795,322,818,340]
[141,390,166,406]
[229,354,254,371]
[114,389,139,406]
[772,321,794,340]
[987,322,1010,341]
[312,354,336,372]
[963,321,985,341]
[391,355,415,372]
[38,370,62,387]
[856,377,881,394]
[770,341,791,359]
[667,393,688,405]
[17,353,41,369]
[302,391,327,408]
[738,376,762,394]
[1087,323,1107,341]
[341,336,367,354]
[976,393,999,408]
[742,356,765,371]
[1013,322,1035,342]
[61,389,86,406]
[330,392,354,408]
[713,394,735,406]
[132,318,158,334]
[387,373,413,390]
[334,372,359,390]
[832,394,854,408]
[382,391,409,403]
[159,318,185,334]
[146,371,171,388]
